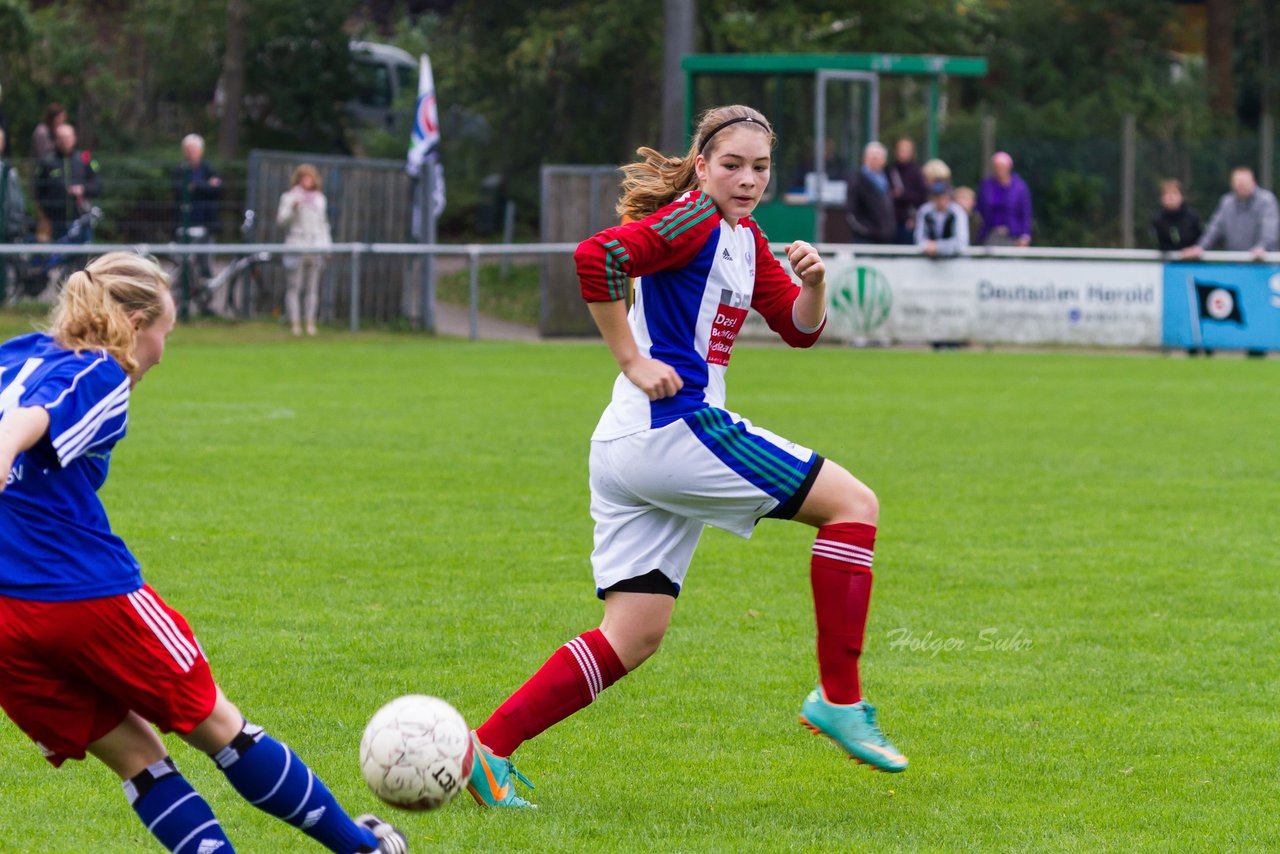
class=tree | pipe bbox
[1206,0,1236,118]
[218,0,247,161]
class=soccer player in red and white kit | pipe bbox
[0,253,406,853]
[467,105,907,810]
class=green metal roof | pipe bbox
[682,53,987,77]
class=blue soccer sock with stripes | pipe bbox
[125,757,234,853]
[211,721,378,854]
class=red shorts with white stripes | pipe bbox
[0,585,217,767]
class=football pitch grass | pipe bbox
[1,315,1277,852]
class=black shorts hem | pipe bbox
[598,569,680,599]
[764,455,825,521]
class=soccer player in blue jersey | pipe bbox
[467,105,908,810]
[0,253,406,854]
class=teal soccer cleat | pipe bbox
[798,688,909,773]
[466,732,538,809]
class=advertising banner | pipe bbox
[744,255,1164,347]
[1161,263,1280,351]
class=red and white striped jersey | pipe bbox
[575,190,825,439]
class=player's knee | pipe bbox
[848,482,879,525]
[616,623,668,671]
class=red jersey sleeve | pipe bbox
[748,222,825,348]
[576,191,721,302]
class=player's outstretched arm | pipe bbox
[0,406,50,492]
[587,300,682,401]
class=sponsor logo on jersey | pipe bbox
[196,840,227,854]
[5,464,21,486]
[707,288,749,366]
[721,247,733,262]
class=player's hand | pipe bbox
[623,357,683,401]
[1251,245,1267,261]
[1180,244,1205,260]
[786,241,825,288]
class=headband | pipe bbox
[699,116,768,152]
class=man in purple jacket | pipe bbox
[977,151,1032,246]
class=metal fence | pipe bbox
[4,240,1277,343]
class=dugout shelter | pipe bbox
[682,53,988,243]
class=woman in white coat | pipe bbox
[276,164,332,336]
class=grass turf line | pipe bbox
[0,316,1277,852]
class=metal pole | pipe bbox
[468,246,480,341]
[926,76,940,160]
[349,245,361,333]
[661,0,696,153]
[980,113,996,177]
[1121,114,1136,249]
[0,160,9,302]
[417,166,437,333]
[1260,113,1275,192]
[501,200,515,280]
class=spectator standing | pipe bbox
[35,123,101,242]
[30,103,66,242]
[1150,179,1202,252]
[886,138,927,244]
[0,129,25,244]
[1181,167,1279,261]
[276,164,332,336]
[173,133,222,278]
[914,159,969,258]
[976,151,1032,246]
[29,103,66,165]
[846,141,896,244]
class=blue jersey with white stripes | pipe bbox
[0,333,142,601]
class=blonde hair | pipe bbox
[290,163,322,190]
[617,105,775,221]
[48,253,172,376]
[922,158,952,184]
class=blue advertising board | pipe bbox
[1162,263,1280,350]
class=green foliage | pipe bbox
[241,0,356,151]
[436,261,540,325]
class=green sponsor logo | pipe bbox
[831,265,892,336]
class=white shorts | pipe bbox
[588,407,822,597]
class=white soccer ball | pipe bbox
[359,695,474,810]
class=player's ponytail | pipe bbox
[616,104,775,221]
[48,252,171,377]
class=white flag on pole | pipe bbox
[408,52,445,218]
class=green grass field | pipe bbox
[1,313,1278,852]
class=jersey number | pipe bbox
[0,358,44,417]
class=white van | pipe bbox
[349,41,418,131]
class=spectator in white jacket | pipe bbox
[914,159,969,258]
[276,164,332,336]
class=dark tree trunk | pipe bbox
[218,0,248,162]
[1206,0,1236,118]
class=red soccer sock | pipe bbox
[810,522,876,705]
[475,628,626,758]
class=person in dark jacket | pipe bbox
[887,138,927,244]
[846,141,896,244]
[1150,179,1202,252]
[174,133,223,278]
[35,123,101,241]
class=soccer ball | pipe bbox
[359,695,475,810]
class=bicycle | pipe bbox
[2,206,102,305]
